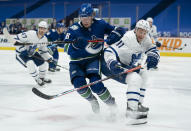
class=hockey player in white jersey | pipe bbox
[15,21,54,86]
[146,17,161,47]
[101,19,160,124]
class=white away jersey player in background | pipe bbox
[15,21,54,86]
[64,3,125,114]
[101,19,160,125]
[146,17,158,41]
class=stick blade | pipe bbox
[32,87,53,100]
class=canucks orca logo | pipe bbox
[85,35,103,54]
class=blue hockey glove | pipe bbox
[109,60,124,74]
[146,52,160,70]
[75,37,88,48]
[155,41,162,47]
[106,27,126,45]
[47,57,57,66]
[28,45,37,57]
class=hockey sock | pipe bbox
[73,76,96,101]
[98,88,115,105]
[26,60,39,80]
[126,72,142,110]
[39,62,48,78]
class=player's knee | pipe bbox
[39,61,48,69]
[72,76,88,94]
[126,72,142,89]
[26,60,35,68]
[88,74,105,93]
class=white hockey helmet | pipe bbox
[146,17,153,23]
[38,21,48,29]
[135,19,150,32]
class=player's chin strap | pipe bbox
[32,65,142,100]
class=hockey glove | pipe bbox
[47,57,57,66]
[74,37,88,49]
[109,60,124,74]
[155,41,162,47]
[28,45,37,57]
[146,52,160,70]
[106,27,126,45]
[48,44,57,55]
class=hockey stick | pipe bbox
[3,27,105,46]
[3,27,16,43]
[32,55,69,70]
[153,41,187,50]
[32,65,142,100]
[13,40,105,46]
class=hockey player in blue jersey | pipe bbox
[64,3,125,113]
[101,20,160,124]
[46,23,66,72]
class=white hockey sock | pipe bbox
[39,62,48,79]
[139,70,149,104]
[26,60,39,80]
[126,72,142,110]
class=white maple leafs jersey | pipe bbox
[148,25,158,41]
[15,30,52,60]
[104,30,157,66]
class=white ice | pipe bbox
[0,50,191,131]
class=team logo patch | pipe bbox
[70,25,79,30]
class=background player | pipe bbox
[64,3,125,113]
[101,19,160,124]
[15,21,54,86]
[146,17,161,47]
[46,23,66,72]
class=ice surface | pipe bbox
[0,50,191,131]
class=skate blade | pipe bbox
[126,118,147,125]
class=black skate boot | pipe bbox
[41,78,52,84]
[35,78,45,86]
[138,102,149,113]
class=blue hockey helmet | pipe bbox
[56,23,65,28]
[79,3,93,17]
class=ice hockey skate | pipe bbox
[41,78,52,84]
[126,103,147,125]
[89,100,100,114]
[35,77,45,86]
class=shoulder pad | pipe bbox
[70,25,79,30]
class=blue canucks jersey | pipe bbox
[64,18,115,63]
[46,29,65,47]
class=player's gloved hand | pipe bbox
[28,45,37,57]
[109,60,124,74]
[47,57,57,66]
[106,27,126,45]
[48,44,57,55]
[146,51,160,70]
[75,37,88,48]
[155,41,162,47]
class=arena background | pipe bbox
[0,0,191,56]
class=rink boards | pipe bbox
[0,35,191,57]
